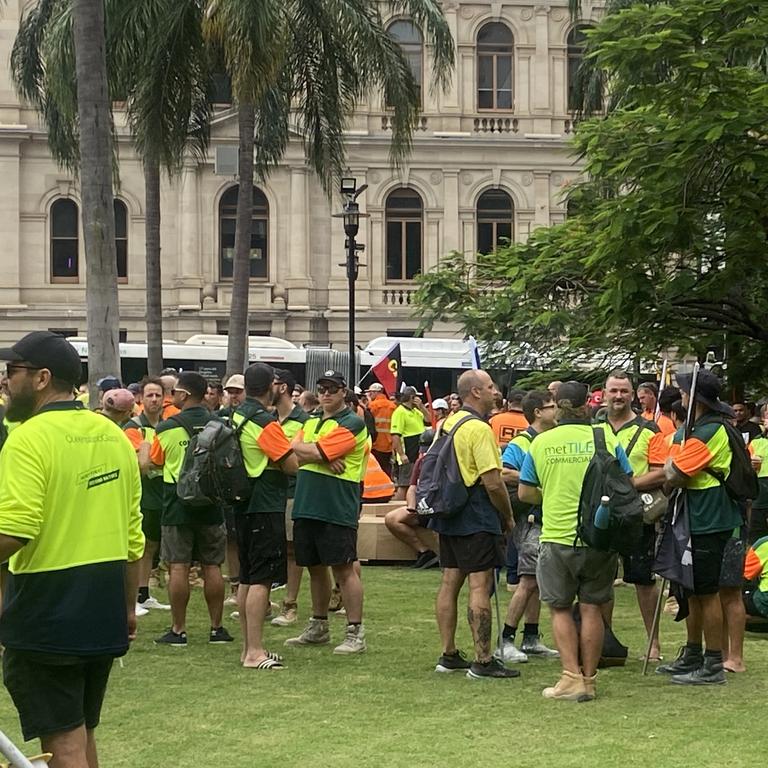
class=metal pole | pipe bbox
[0,730,38,768]
[641,577,667,676]
[347,235,356,388]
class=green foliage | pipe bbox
[414,0,768,385]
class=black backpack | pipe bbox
[700,417,759,503]
[576,427,644,556]
[173,414,251,508]
[416,414,480,519]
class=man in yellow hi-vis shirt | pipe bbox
[0,331,144,767]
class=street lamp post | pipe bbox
[336,177,368,388]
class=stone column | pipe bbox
[286,166,312,309]
[533,5,552,132]
[534,171,551,228]
[174,160,203,307]
[0,137,22,306]
[442,170,460,254]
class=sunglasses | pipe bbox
[540,403,557,410]
[171,388,191,396]
[317,384,341,395]
[3,364,42,377]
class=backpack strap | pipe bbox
[168,413,195,438]
[593,426,608,452]
[625,425,643,458]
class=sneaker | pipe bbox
[542,670,588,701]
[209,626,234,644]
[333,624,366,654]
[670,655,726,686]
[135,602,149,618]
[229,610,240,620]
[223,595,238,607]
[285,617,331,646]
[656,645,703,676]
[520,634,560,658]
[271,582,286,591]
[435,649,471,673]
[154,629,187,647]
[263,601,279,622]
[271,602,298,627]
[494,640,528,663]
[328,587,344,613]
[467,657,521,679]
[412,549,440,569]
[142,596,171,611]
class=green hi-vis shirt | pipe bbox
[390,403,426,464]
[519,421,632,546]
[0,401,144,656]
[293,406,368,529]
[750,436,768,509]
[123,413,164,512]
[596,414,662,477]
[281,406,309,499]
[670,417,743,535]
[151,405,222,526]
[232,399,293,515]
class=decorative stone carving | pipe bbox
[520,7,533,20]
[552,173,563,185]
[369,170,381,184]
[522,173,534,187]
[430,171,443,185]
[460,5,475,20]
[461,172,474,186]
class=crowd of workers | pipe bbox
[0,331,767,766]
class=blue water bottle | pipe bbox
[594,495,611,529]
[593,495,611,548]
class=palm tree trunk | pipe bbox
[72,0,120,399]
[226,102,255,377]
[144,153,163,375]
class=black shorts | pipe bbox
[439,532,505,574]
[235,512,287,585]
[691,531,731,596]
[293,518,357,567]
[223,507,237,539]
[161,523,226,565]
[141,507,162,543]
[3,649,113,742]
[719,527,747,588]
[749,508,768,545]
[621,524,656,586]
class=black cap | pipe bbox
[245,363,275,393]
[676,370,734,418]
[274,368,297,394]
[0,331,82,385]
[97,375,122,392]
[556,381,588,407]
[317,369,346,387]
[401,385,422,398]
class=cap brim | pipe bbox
[0,347,24,362]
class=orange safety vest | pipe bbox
[362,452,395,502]
[368,394,397,454]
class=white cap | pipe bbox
[432,398,449,410]
[367,382,384,392]
[223,374,245,391]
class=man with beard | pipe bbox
[596,370,668,662]
[0,331,144,766]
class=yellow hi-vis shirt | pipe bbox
[0,400,144,655]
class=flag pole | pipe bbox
[424,380,437,430]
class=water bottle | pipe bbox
[594,495,611,529]
[593,495,611,548]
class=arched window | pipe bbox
[50,199,79,282]
[219,185,269,280]
[477,189,513,254]
[385,188,422,282]
[114,199,128,281]
[477,22,514,111]
[567,25,592,112]
[387,20,423,106]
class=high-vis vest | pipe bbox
[363,452,395,501]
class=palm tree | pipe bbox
[12,0,211,377]
[203,0,454,376]
[72,0,120,395]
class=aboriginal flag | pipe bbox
[370,342,402,396]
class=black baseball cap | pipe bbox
[245,363,275,393]
[274,368,297,393]
[97,375,122,392]
[555,381,589,407]
[676,370,734,418]
[0,331,82,385]
[317,370,346,387]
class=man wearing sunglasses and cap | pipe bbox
[287,370,369,654]
[0,331,144,765]
[658,370,744,685]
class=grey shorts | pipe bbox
[285,499,295,543]
[161,523,226,565]
[394,462,414,488]
[512,519,542,577]
[537,542,617,607]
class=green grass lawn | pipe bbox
[2,566,767,767]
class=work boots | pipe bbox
[542,670,588,701]
[670,653,726,686]
[655,644,703,676]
